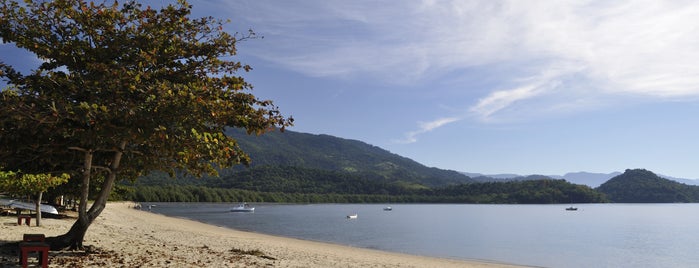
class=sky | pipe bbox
[3,0,699,178]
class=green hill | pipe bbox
[222,128,474,188]
[132,130,699,204]
[596,169,699,202]
[127,129,608,204]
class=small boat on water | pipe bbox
[565,206,578,211]
[230,203,255,212]
[346,213,358,219]
[383,206,392,211]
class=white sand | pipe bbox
[0,202,528,267]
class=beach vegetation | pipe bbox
[0,170,69,226]
[0,0,290,250]
[122,178,607,204]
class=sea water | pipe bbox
[145,203,699,268]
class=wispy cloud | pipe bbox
[217,0,699,133]
[471,84,545,121]
[227,0,699,90]
[469,62,583,121]
[395,117,461,144]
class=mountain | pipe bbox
[596,169,699,203]
[125,129,607,203]
[461,172,521,180]
[463,171,619,187]
[658,175,699,186]
[562,172,621,187]
[131,129,699,204]
[225,128,474,187]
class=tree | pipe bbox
[0,0,292,249]
[0,170,69,226]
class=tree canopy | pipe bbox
[0,170,69,226]
[0,0,291,249]
[597,169,699,203]
[0,170,69,196]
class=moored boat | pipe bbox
[346,213,358,219]
[565,206,578,211]
[230,202,255,212]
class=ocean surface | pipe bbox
[143,203,699,268]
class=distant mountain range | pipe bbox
[658,175,699,186]
[463,171,699,187]
[228,128,699,188]
[463,172,623,187]
[131,128,699,203]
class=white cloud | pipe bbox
[471,84,544,120]
[239,1,698,86]
[222,0,699,123]
[469,62,582,120]
[395,117,461,144]
[536,1,699,98]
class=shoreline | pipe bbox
[0,202,529,267]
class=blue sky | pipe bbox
[4,1,699,178]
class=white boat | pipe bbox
[230,203,255,212]
[1,199,59,214]
[346,213,358,219]
[383,206,392,211]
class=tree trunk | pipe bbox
[46,141,126,250]
[34,191,43,227]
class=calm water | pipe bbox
[144,203,699,268]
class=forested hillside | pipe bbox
[129,129,699,204]
[224,128,474,187]
[124,178,605,204]
[126,132,699,204]
[434,179,607,203]
[129,128,475,198]
[124,129,606,203]
[596,169,699,202]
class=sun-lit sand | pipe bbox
[0,202,528,267]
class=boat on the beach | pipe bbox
[230,203,255,212]
[565,206,578,211]
[0,199,59,214]
[346,213,358,219]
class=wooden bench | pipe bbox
[17,215,31,226]
[18,241,49,268]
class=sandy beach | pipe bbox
[0,202,527,267]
